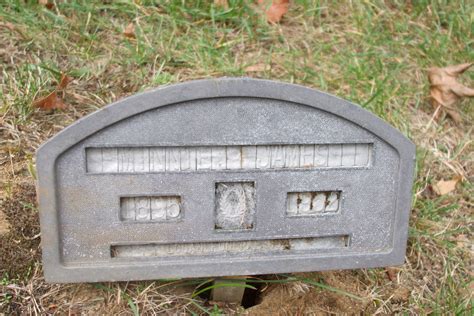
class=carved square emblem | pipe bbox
[215,182,256,231]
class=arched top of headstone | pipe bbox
[37,78,414,161]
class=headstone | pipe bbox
[36,78,415,283]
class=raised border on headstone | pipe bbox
[36,78,415,283]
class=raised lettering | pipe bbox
[314,145,328,167]
[180,148,196,171]
[328,145,342,167]
[123,196,181,222]
[341,144,356,167]
[135,197,151,221]
[326,192,340,212]
[149,148,166,171]
[300,145,315,168]
[211,147,226,170]
[226,146,241,169]
[166,148,181,171]
[196,147,212,170]
[151,197,167,220]
[298,193,312,214]
[241,146,257,169]
[133,148,149,172]
[118,148,135,172]
[285,145,300,168]
[271,146,285,168]
[312,193,326,212]
[87,144,372,173]
[167,198,181,218]
[287,191,341,216]
[256,146,271,169]
[102,148,118,172]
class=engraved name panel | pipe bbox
[86,143,372,173]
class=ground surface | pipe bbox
[0,1,472,315]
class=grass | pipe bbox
[0,0,473,314]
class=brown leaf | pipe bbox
[428,63,474,123]
[392,287,410,303]
[33,91,66,110]
[58,73,72,90]
[385,267,398,282]
[0,21,15,32]
[454,234,469,248]
[0,21,28,39]
[123,23,136,39]
[432,176,461,196]
[245,63,270,72]
[39,0,55,10]
[259,0,290,23]
[214,0,229,8]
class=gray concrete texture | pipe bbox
[36,78,416,283]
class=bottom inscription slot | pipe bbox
[111,235,349,258]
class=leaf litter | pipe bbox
[432,175,462,196]
[32,73,71,110]
[428,63,474,123]
[258,0,290,23]
[123,22,136,39]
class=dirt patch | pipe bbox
[0,182,41,278]
[246,272,373,315]
[0,210,10,235]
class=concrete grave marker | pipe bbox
[36,78,415,283]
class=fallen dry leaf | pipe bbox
[454,234,469,248]
[0,21,15,32]
[123,22,136,39]
[392,287,410,303]
[428,63,474,123]
[33,91,66,110]
[39,0,54,10]
[58,73,72,90]
[0,21,28,39]
[214,0,229,8]
[432,176,461,195]
[245,63,271,72]
[33,73,71,110]
[385,267,398,282]
[258,0,289,23]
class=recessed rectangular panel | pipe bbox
[85,144,372,173]
[215,182,255,231]
[111,236,349,258]
[120,196,181,222]
[287,191,341,216]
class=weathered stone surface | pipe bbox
[36,78,415,283]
